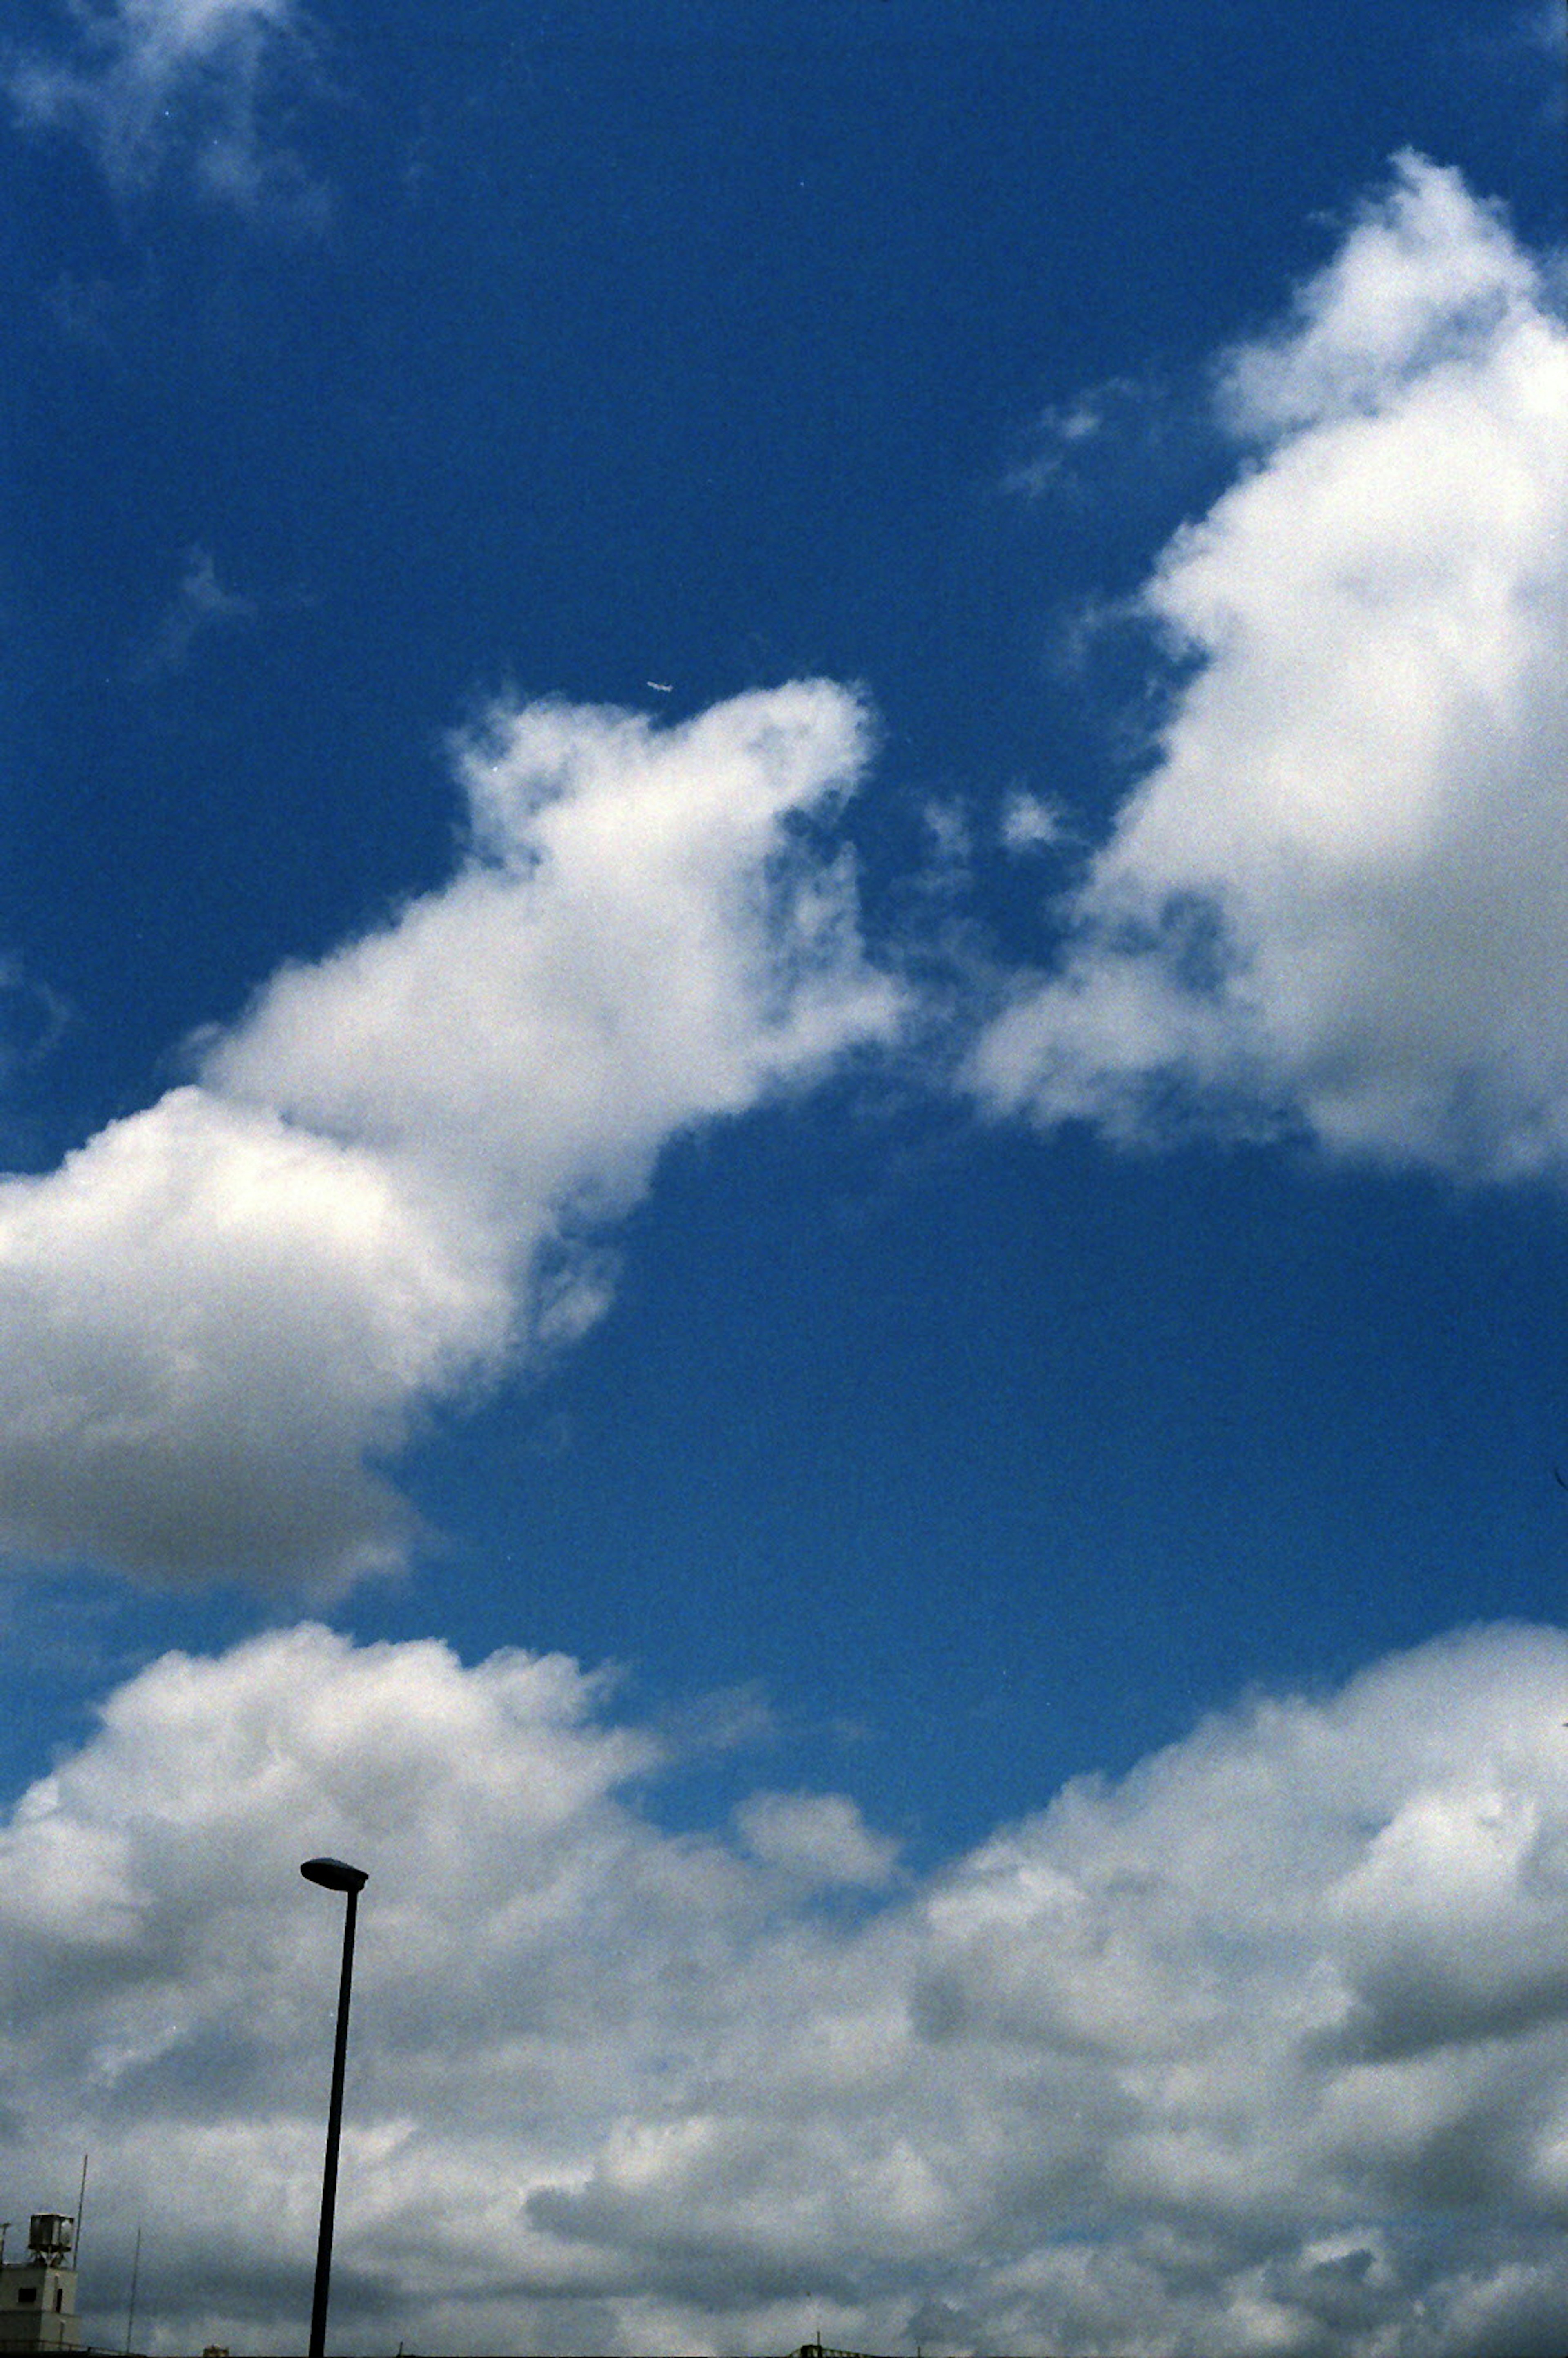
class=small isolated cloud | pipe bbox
[976,156,1568,1180]
[0,685,902,1590]
[7,0,324,218]
[999,789,1064,856]
[735,1790,900,1888]
[131,546,255,679]
[10,1620,1568,2355]
[1002,375,1162,500]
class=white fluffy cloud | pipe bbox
[0,686,900,1589]
[9,1620,1568,2356]
[977,156,1568,1180]
[7,0,319,213]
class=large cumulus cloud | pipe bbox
[8,1622,1568,2356]
[0,686,900,1589]
[977,156,1568,1180]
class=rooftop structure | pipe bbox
[0,2214,82,2353]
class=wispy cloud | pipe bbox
[0,687,901,1592]
[1002,374,1171,501]
[8,1620,1568,2355]
[1523,0,1567,54]
[0,957,71,1081]
[7,0,325,219]
[976,155,1568,1181]
[131,546,256,680]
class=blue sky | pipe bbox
[2,2,1568,2352]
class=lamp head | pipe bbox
[301,1856,368,1894]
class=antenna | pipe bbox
[124,2225,142,2356]
[75,2155,88,2269]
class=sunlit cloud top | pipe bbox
[976,156,1568,1181]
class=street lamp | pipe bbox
[300,1856,369,2358]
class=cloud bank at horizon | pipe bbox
[7,1620,1568,2358]
[0,687,900,1590]
[979,155,1568,1181]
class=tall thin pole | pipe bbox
[307,1880,360,2358]
[123,2225,142,2356]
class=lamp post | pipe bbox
[300,1856,369,2358]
